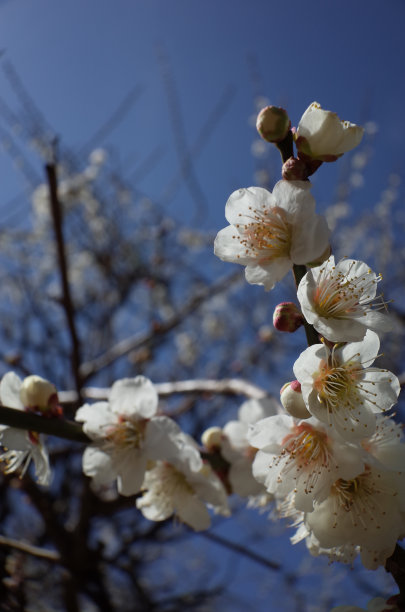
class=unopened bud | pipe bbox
[20,375,57,412]
[273,302,304,333]
[280,381,311,419]
[295,101,364,162]
[282,157,308,181]
[201,426,223,451]
[256,106,290,143]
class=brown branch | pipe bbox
[79,271,241,380]
[0,534,60,561]
[0,405,89,443]
[0,377,267,444]
[46,162,83,400]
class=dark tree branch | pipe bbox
[46,162,83,400]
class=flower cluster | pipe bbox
[0,100,402,605]
[214,101,404,571]
[76,377,230,530]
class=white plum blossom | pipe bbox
[297,256,392,342]
[248,414,364,512]
[295,102,364,162]
[361,414,405,472]
[136,431,230,531]
[294,331,400,440]
[221,397,280,497]
[214,180,330,290]
[76,376,184,496]
[298,464,405,570]
[0,372,52,485]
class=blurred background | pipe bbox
[0,1,404,610]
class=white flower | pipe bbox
[302,464,405,569]
[294,331,400,440]
[248,414,364,512]
[214,180,330,291]
[76,376,183,496]
[289,418,405,570]
[295,102,364,162]
[136,432,230,531]
[0,372,52,485]
[361,414,405,472]
[221,397,280,497]
[297,256,392,342]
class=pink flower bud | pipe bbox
[280,380,311,419]
[273,302,304,333]
[256,106,290,143]
[282,157,308,181]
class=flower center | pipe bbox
[147,462,195,502]
[312,260,383,319]
[281,423,329,467]
[314,358,359,408]
[235,205,292,262]
[331,469,393,529]
[103,417,146,451]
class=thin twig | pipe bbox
[0,534,60,561]
[79,271,241,380]
[200,531,281,571]
[46,162,83,399]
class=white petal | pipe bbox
[248,414,293,450]
[245,258,292,290]
[75,402,116,439]
[238,397,280,424]
[214,225,251,264]
[82,446,116,485]
[0,372,23,410]
[0,427,30,451]
[225,186,275,226]
[110,376,158,419]
[117,455,147,496]
[177,493,211,531]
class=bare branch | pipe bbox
[46,162,83,398]
[59,377,268,404]
[79,271,242,380]
[0,405,89,443]
[0,534,60,562]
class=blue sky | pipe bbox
[0,1,404,609]
[0,0,404,230]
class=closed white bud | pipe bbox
[20,375,57,410]
[201,426,223,450]
[296,102,364,162]
[280,380,311,419]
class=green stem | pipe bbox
[292,264,320,347]
[0,406,89,443]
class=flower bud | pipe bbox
[295,102,364,162]
[256,106,290,143]
[282,157,308,181]
[20,375,57,412]
[201,426,223,451]
[273,302,304,333]
[280,381,311,419]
